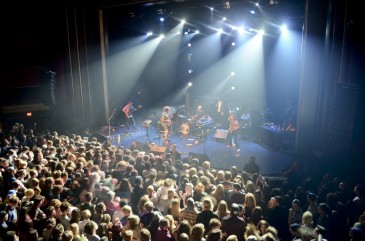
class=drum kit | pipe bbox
[178,114,213,136]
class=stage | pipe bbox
[100,119,296,176]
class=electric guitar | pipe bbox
[161,114,173,125]
[229,120,240,133]
[123,105,142,118]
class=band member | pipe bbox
[122,101,139,132]
[161,106,172,140]
[283,118,296,132]
[216,97,228,127]
[227,113,240,152]
[192,105,206,121]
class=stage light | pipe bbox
[224,1,231,9]
[181,19,186,24]
[222,17,227,21]
[188,82,192,87]
[231,86,235,90]
[280,24,288,33]
[210,7,214,11]
[160,34,165,38]
[146,32,153,36]
[231,42,236,46]
[188,43,191,47]
[259,29,264,35]
[188,69,193,74]
[238,27,244,35]
[195,30,200,34]
[218,28,223,34]
[231,71,235,76]
[160,17,165,22]
[255,2,259,6]
[250,10,256,14]
[231,26,237,30]
[184,31,188,35]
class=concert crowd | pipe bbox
[0,123,364,241]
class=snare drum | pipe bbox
[180,123,190,135]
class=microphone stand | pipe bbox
[108,109,117,139]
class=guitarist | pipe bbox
[160,106,173,140]
[122,101,140,133]
[227,113,240,152]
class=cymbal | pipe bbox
[178,114,188,119]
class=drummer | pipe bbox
[192,105,207,121]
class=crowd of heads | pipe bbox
[0,123,364,241]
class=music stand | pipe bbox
[108,109,117,139]
[142,120,152,143]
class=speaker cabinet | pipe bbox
[215,129,228,142]
[91,132,108,142]
[134,142,151,153]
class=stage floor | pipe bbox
[105,122,295,176]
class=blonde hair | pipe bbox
[244,223,260,241]
[244,193,257,208]
[25,188,35,198]
[170,199,180,220]
[122,205,133,215]
[202,197,214,211]
[194,182,205,195]
[70,223,80,237]
[216,200,229,219]
[302,211,313,226]
[191,223,205,241]
[127,214,140,229]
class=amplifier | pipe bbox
[150,145,167,154]
[142,120,152,128]
[215,129,228,142]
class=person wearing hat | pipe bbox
[289,223,301,241]
[221,203,246,241]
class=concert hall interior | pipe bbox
[1,0,365,179]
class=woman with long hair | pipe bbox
[243,193,257,220]
[257,219,269,237]
[123,214,142,241]
[190,223,206,241]
[115,178,133,201]
[214,171,225,185]
[244,223,261,241]
[70,208,81,224]
[211,184,226,209]
[214,200,230,221]
[250,206,264,226]
[173,220,192,241]
[169,198,181,222]
[165,214,177,234]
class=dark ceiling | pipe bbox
[101,0,305,41]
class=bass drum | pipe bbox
[180,123,190,135]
